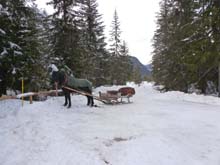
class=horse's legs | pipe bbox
[89,96,94,107]
[64,93,68,106]
[88,90,94,107]
[67,92,71,108]
[62,89,68,106]
[63,88,71,108]
[91,97,94,107]
[86,95,90,106]
[78,87,94,107]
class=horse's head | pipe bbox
[51,70,67,86]
[48,64,69,88]
[48,64,59,74]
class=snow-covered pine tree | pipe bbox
[109,9,121,57]
[109,9,124,85]
[153,0,200,92]
[180,0,220,93]
[0,0,45,95]
[153,0,220,94]
[180,0,219,93]
[31,7,52,91]
[152,0,171,89]
[163,0,196,92]
[47,0,84,76]
[78,0,108,86]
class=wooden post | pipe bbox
[22,78,24,106]
[29,95,33,104]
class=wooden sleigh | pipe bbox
[99,87,135,104]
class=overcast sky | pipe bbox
[36,0,160,64]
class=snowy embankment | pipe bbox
[0,83,220,165]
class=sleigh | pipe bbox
[99,87,135,104]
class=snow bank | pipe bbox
[156,90,220,106]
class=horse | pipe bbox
[49,65,94,108]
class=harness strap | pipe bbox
[64,74,68,85]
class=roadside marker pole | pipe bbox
[22,78,24,107]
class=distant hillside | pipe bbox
[145,64,152,72]
[129,56,151,77]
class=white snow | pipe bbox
[181,37,191,42]
[0,48,8,56]
[16,92,35,98]
[0,5,10,16]
[19,30,31,33]
[14,50,23,56]
[0,28,6,35]
[0,82,220,165]
[49,64,59,72]
[12,68,16,75]
[9,42,21,50]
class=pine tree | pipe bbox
[109,9,121,57]
[152,0,220,94]
[181,0,220,93]
[133,67,142,85]
[165,0,196,92]
[119,41,133,84]
[47,0,83,76]
[0,0,45,94]
[78,0,108,86]
[31,7,52,91]
[109,9,122,84]
[152,0,171,89]
[152,0,200,91]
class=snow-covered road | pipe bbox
[0,83,220,165]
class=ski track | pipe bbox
[0,83,220,165]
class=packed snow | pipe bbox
[0,82,220,165]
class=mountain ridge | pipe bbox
[129,56,152,77]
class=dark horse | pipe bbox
[50,67,94,108]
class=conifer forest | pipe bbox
[152,0,220,95]
[0,0,135,96]
[1,0,220,96]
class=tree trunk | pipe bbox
[218,62,220,97]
